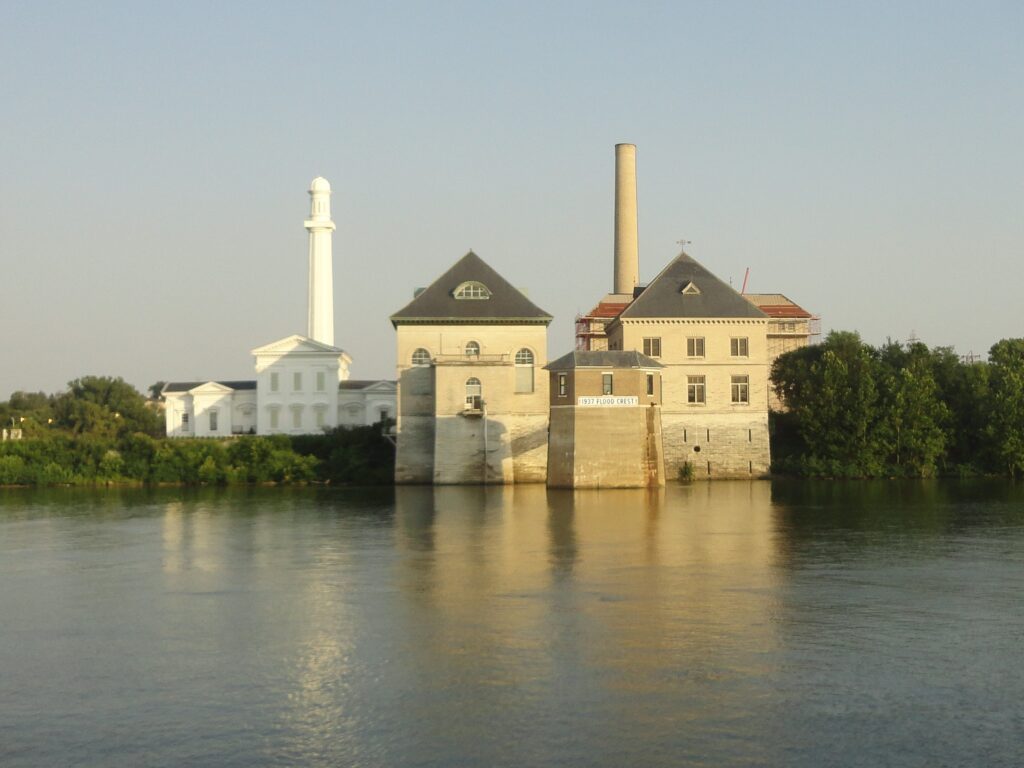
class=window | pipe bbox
[557,373,567,397]
[315,408,325,428]
[316,371,325,392]
[687,375,706,404]
[208,410,218,432]
[515,348,534,393]
[687,337,705,357]
[453,281,491,300]
[291,406,303,428]
[602,374,613,395]
[731,337,749,357]
[681,281,701,295]
[269,408,279,429]
[465,378,482,410]
[181,412,190,430]
[293,372,302,392]
[411,348,431,366]
[465,340,480,357]
[646,373,654,396]
[731,375,749,404]
[643,337,662,357]
[270,372,279,392]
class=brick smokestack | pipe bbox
[614,143,639,294]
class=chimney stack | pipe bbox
[613,143,639,294]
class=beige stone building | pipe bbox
[606,251,771,479]
[545,350,665,488]
[390,252,552,484]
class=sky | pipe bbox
[2,1,1022,399]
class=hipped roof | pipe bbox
[617,252,767,321]
[544,350,663,371]
[390,251,552,326]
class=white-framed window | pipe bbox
[465,378,482,410]
[731,375,749,404]
[515,348,534,393]
[208,409,218,432]
[293,372,302,392]
[270,372,279,392]
[731,337,749,357]
[557,373,567,397]
[269,408,279,430]
[453,281,491,300]
[181,412,190,430]
[316,371,325,392]
[465,340,480,357]
[314,408,325,428]
[602,373,613,395]
[643,337,661,357]
[687,375,706,404]
[411,348,431,366]
[687,337,705,357]
[291,405,303,428]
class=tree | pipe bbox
[986,339,1024,478]
[52,376,163,437]
[878,355,948,476]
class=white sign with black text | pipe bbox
[577,396,639,407]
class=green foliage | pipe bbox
[677,461,695,483]
[772,333,1024,479]
[987,339,1024,478]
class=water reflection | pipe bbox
[1,482,1022,767]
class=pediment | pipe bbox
[362,380,397,393]
[188,381,236,395]
[252,334,345,356]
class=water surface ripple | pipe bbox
[1,481,1021,767]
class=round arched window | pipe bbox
[465,341,480,356]
[465,377,483,410]
[514,348,534,365]
[411,348,431,366]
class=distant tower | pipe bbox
[614,143,640,294]
[305,177,336,346]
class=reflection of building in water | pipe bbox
[545,351,665,488]
[390,253,552,484]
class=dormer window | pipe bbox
[681,281,701,295]
[454,281,491,300]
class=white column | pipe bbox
[305,177,336,346]
[614,143,639,295]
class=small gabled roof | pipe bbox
[252,334,348,357]
[390,251,552,326]
[544,350,663,371]
[339,379,397,391]
[618,252,767,320]
[163,380,256,394]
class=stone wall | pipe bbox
[548,405,664,488]
[661,411,770,479]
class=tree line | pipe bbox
[0,376,394,486]
[772,333,1024,478]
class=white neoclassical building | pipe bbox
[163,178,395,438]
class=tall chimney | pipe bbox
[614,143,639,294]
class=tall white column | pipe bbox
[614,143,639,295]
[305,177,336,346]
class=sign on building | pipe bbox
[577,396,639,407]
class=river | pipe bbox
[1,481,1021,767]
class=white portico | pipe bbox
[163,176,395,437]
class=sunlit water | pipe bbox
[1,481,1022,767]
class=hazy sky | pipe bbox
[2,1,1021,399]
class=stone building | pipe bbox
[545,350,665,488]
[390,251,552,484]
[605,251,772,479]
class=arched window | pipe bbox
[465,340,480,357]
[454,281,491,300]
[465,377,483,411]
[411,348,431,366]
[514,347,535,393]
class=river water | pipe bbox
[1,481,1021,767]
